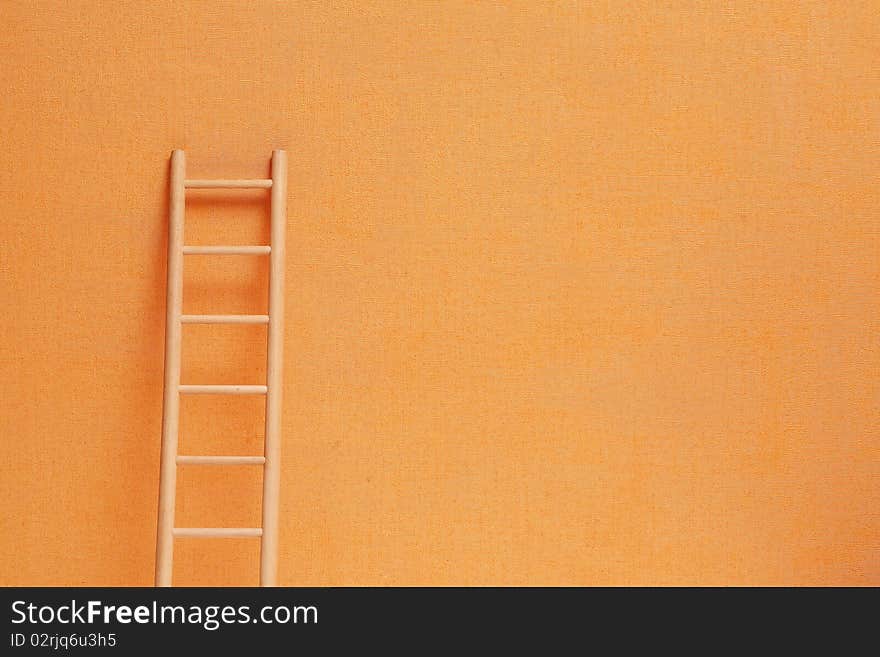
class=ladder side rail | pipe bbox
[260,149,287,586]
[155,149,186,586]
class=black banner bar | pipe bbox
[0,587,873,651]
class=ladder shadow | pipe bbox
[117,157,174,585]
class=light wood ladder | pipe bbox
[155,149,287,586]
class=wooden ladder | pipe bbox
[155,149,287,586]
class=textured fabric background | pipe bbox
[1,1,878,585]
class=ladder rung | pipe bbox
[183,246,271,255]
[181,314,269,325]
[173,528,263,538]
[179,384,267,395]
[177,456,266,465]
[184,179,272,189]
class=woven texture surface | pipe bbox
[0,1,878,585]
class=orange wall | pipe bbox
[1,1,878,585]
